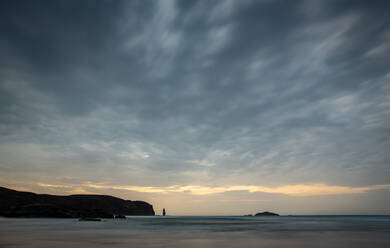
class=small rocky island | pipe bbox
[254,211,279,216]
[0,186,155,218]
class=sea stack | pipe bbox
[163,208,166,216]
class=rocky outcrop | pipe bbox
[254,211,279,216]
[0,186,155,218]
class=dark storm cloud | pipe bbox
[0,0,389,188]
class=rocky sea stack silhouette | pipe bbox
[0,186,155,218]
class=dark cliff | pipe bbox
[0,186,155,218]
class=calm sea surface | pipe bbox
[1,216,390,247]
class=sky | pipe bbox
[0,0,390,215]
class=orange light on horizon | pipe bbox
[34,182,390,197]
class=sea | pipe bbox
[1,215,390,247]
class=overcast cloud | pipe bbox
[0,0,389,214]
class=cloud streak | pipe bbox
[37,182,390,197]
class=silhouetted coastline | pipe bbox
[0,186,155,218]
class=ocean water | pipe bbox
[1,216,390,247]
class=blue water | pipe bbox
[1,216,390,247]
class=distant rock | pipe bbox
[114,214,126,219]
[78,217,101,221]
[244,214,253,217]
[0,186,155,218]
[254,211,279,216]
